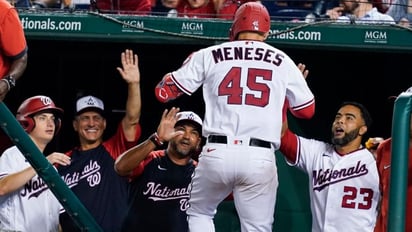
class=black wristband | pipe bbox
[2,75,16,89]
[149,132,164,147]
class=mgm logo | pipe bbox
[181,22,204,35]
[364,30,388,44]
[121,20,144,33]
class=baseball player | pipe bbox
[57,49,142,232]
[280,101,380,232]
[0,0,28,154]
[0,95,71,232]
[154,2,315,231]
[374,86,412,232]
[115,107,203,232]
[0,0,28,102]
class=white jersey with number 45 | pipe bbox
[171,40,314,148]
[291,137,380,232]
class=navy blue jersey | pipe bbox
[59,145,129,231]
[121,150,195,232]
[58,123,140,232]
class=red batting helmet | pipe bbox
[229,2,271,41]
[16,95,64,134]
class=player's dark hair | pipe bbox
[339,101,373,129]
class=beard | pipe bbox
[170,140,196,159]
[331,127,360,146]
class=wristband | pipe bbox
[2,75,16,90]
[1,79,10,91]
[149,132,164,147]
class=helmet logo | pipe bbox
[252,20,259,31]
[40,96,53,106]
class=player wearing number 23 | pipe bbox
[154,2,315,231]
[281,101,380,232]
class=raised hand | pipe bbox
[156,107,182,142]
[116,49,140,84]
[297,63,309,79]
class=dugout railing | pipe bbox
[388,91,412,232]
[18,9,412,52]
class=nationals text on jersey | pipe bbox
[313,160,368,191]
[21,176,49,198]
[61,160,101,188]
[144,182,190,201]
[144,182,191,211]
[212,46,284,65]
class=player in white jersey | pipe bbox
[280,101,380,232]
[154,2,315,231]
[0,96,71,232]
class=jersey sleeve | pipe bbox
[154,51,205,103]
[170,50,206,95]
[284,59,315,119]
[129,150,164,179]
[103,122,141,160]
[279,129,299,164]
[1,7,27,58]
[281,130,332,174]
[0,147,21,176]
[375,139,390,169]
[0,147,24,204]
[154,73,185,103]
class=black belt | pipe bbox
[207,135,271,149]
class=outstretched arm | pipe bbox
[0,152,70,196]
[115,107,183,176]
[279,121,299,164]
[117,49,142,141]
[154,73,184,103]
[279,63,311,163]
[0,167,38,196]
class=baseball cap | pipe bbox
[175,111,203,133]
[75,95,104,115]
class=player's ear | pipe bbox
[195,138,202,151]
[359,125,367,136]
[263,32,269,40]
[73,118,79,132]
